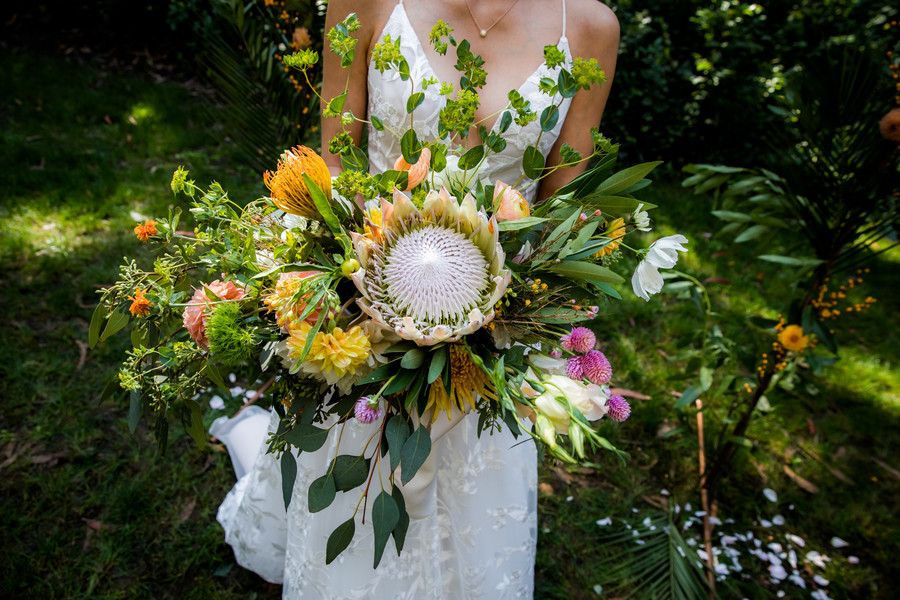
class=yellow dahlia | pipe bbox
[424,344,496,422]
[263,146,332,219]
[778,324,810,353]
[349,188,511,346]
[595,217,626,257]
[285,322,371,379]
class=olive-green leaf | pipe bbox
[597,161,662,196]
[128,390,141,434]
[385,416,410,471]
[427,346,448,384]
[675,385,702,409]
[308,473,336,513]
[522,145,545,179]
[326,518,356,564]
[400,426,432,485]
[100,308,129,343]
[372,490,400,568]
[548,261,624,284]
[88,302,108,349]
[391,485,410,554]
[331,455,370,492]
[540,105,559,132]
[184,398,206,450]
[400,348,424,370]
[283,423,329,452]
[302,173,342,238]
[281,451,297,509]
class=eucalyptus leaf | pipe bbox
[372,490,400,568]
[400,426,432,485]
[326,518,355,564]
[596,162,662,195]
[283,423,329,452]
[88,302,108,349]
[385,416,410,471]
[400,348,425,370]
[391,485,410,554]
[308,473,336,513]
[548,261,624,284]
[427,346,448,384]
[184,398,206,449]
[330,455,370,492]
[100,308,129,343]
[522,146,545,179]
[281,451,297,509]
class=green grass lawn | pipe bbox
[1,45,897,599]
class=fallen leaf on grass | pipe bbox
[83,518,115,531]
[75,340,88,371]
[29,450,68,466]
[178,497,197,524]
[872,457,900,481]
[702,277,731,286]
[783,465,819,493]
[538,482,554,496]
[610,388,651,400]
[642,495,668,510]
[656,349,670,359]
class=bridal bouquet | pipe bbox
[91,14,687,566]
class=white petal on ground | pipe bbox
[761,519,773,528]
[228,373,237,383]
[772,515,785,526]
[209,395,225,410]
[596,517,612,526]
[660,488,670,496]
[593,585,603,595]
[830,537,849,548]
[763,488,778,502]
[806,551,829,568]
[786,534,806,547]
[768,564,788,581]
[848,556,859,564]
[813,574,830,586]
[789,571,807,588]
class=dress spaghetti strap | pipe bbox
[561,0,567,39]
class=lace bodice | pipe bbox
[367,1,572,202]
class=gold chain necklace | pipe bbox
[463,0,523,38]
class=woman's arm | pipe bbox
[320,0,391,175]
[538,1,620,200]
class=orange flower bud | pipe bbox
[393,148,431,191]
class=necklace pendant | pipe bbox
[479,28,487,37]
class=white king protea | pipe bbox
[350,188,510,346]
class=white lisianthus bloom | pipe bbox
[431,154,491,192]
[533,374,609,433]
[632,203,652,232]
[632,234,689,301]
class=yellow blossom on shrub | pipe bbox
[594,217,626,257]
[778,324,810,353]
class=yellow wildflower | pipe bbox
[594,217,626,257]
[778,324,810,353]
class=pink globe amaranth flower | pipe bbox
[548,349,562,359]
[183,279,246,349]
[565,355,585,380]
[582,350,612,385]
[606,394,631,422]
[560,327,596,353]
[354,396,383,424]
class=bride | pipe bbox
[215,0,619,597]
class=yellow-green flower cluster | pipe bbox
[571,57,606,90]
[429,19,454,55]
[283,49,318,71]
[371,34,404,73]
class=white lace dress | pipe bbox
[217,1,573,597]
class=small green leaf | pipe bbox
[498,110,512,133]
[548,261,624,284]
[699,367,713,392]
[88,302,108,349]
[458,145,484,170]
[391,485,409,554]
[577,195,655,215]
[283,424,329,452]
[308,473,336,513]
[372,490,400,568]
[522,146,545,179]
[557,69,577,98]
[675,385,702,409]
[340,146,369,173]
[758,254,824,267]
[728,435,753,449]
[371,115,385,131]
[326,518,356,564]
[401,129,421,164]
[281,451,297,509]
[406,92,425,113]
[100,308,129,343]
[184,398,206,449]
[327,91,347,115]
[358,360,399,384]
[734,225,769,243]
[386,416,410,471]
[539,105,559,132]
[427,346,448,384]
[400,426,432,485]
[131,324,148,349]
[383,369,415,396]
[711,210,754,223]
[597,162,663,195]
[202,363,229,393]
[496,216,550,231]
[303,173,343,237]
[331,455,370,492]
[128,390,141,434]
[400,348,425,370]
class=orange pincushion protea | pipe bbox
[263,146,332,219]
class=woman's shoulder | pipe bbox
[565,0,619,53]
[327,0,397,30]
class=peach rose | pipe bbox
[492,181,530,221]
[183,279,246,349]
[879,108,900,143]
[393,148,431,191]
